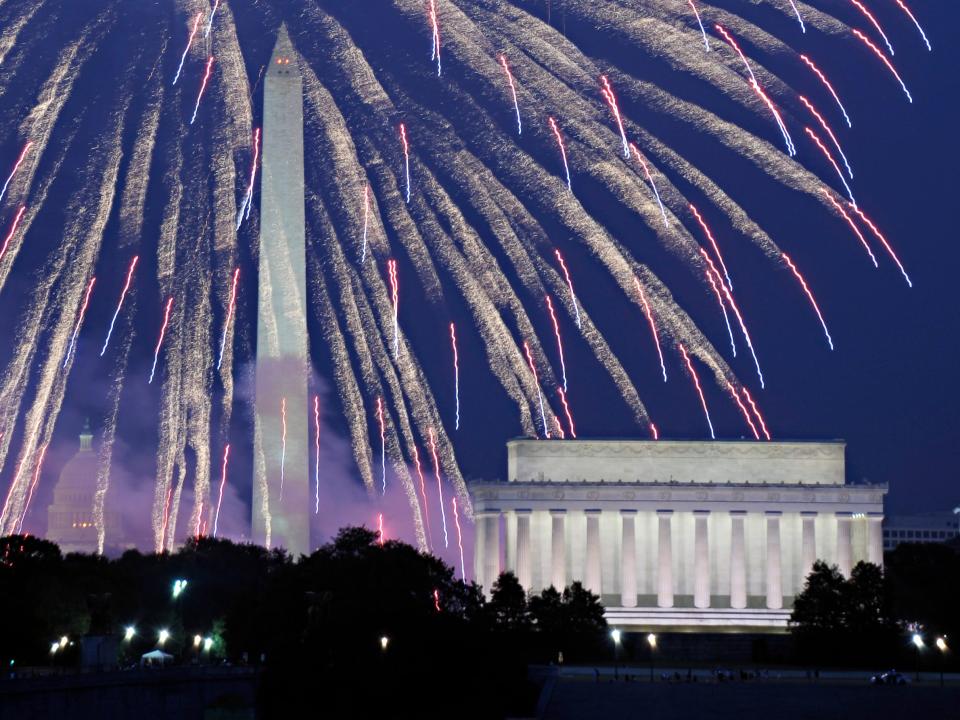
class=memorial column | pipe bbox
[584,510,602,596]
[729,511,747,609]
[656,510,674,608]
[550,509,566,589]
[693,510,710,609]
[765,512,783,610]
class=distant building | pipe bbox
[883,509,960,551]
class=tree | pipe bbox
[790,560,847,635]
[562,582,607,636]
[487,571,531,631]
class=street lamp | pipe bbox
[49,641,59,655]
[936,637,948,687]
[193,634,202,649]
[912,633,924,681]
[647,633,657,683]
[124,626,136,642]
[611,629,622,679]
[59,636,68,650]
[380,636,389,651]
[158,629,170,646]
[172,579,188,599]
[203,637,213,653]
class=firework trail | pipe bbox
[726,382,760,439]
[548,116,572,191]
[523,341,550,437]
[204,0,220,39]
[799,55,852,128]
[216,268,240,370]
[788,1,806,33]
[159,486,173,550]
[190,56,215,125]
[689,203,733,290]
[399,123,411,203]
[820,188,877,266]
[557,387,576,438]
[172,12,203,85]
[361,183,370,262]
[0,462,25,531]
[687,1,711,51]
[313,395,320,515]
[212,444,230,537]
[278,397,288,502]
[650,423,660,440]
[679,343,715,439]
[63,277,96,369]
[849,204,912,286]
[629,143,668,228]
[741,386,771,440]
[714,24,796,156]
[376,396,387,494]
[499,55,522,135]
[599,75,629,159]
[850,0,895,56]
[633,278,667,382]
[387,259,399,355]
[449,322,460,430]
[451,496,465,580]
[412,445,432,546]
[544,294,569,392]
[0,141,32,206]
[433,588,441,611]
[0,206,26,265]
[894,0,931,51]
[553,416,566,439]
[799,96,853,179]
[851,29,912,103]
[100,256,139,357]
[148,297,173,385]
[236,128,261,228]
[16,445,46,534]
[195,499,205,538]
[804,127,856,206]
[429,0,441,77]
[553,249,581,329]
[704,263,738,357]
[428,427,448,547]
[378,512,385,545]
[782,253,833,351]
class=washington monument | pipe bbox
[253,25,309,556]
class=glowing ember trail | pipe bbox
[690,203,733,290]
[0,205,27,265]
[377,512,385,545]
[148,297,174,384]
[557,387,577,438]
[360,183,370,263]
[100,256,139,357]
[64,277,96,369]
[16,445,47,534]
[217,267,240,370]
[376,396,387,494]
[678,343,715,439]
[0,141,32,206]
[0,462,25,530]
[544,294,569,392]
[236,128,261,228]
[449,322,460,430]
[599,75,629,159]
[741,387,771,440]
[553,417,566,439]
[850,0,895,56]
[820,188,877,266]
[190,56,215,124]
[159,486,173,549]
[782,253,834,351]
[204,0,220,39]
[799,96,852,179]
[387,259,399,355]
[554,249,581,329]
[194,500,204,538]
[313,395,320,515]
[548,116,572,192]
[451,496,465,580]
[799,54,852,128]
[279,397,287,500]
[499,55,522,135]
[849,204,912,287]
[629,143,668,228]
[803,127,856,207]
[649,423,659,440]
[428,0,441,77]
[633,278,667,382]
[851,29,912,103]
[428,428,449,548]
[412,445,432,546]
[433,588,441,611]
[788,0,806,33]
[726,382,760,439]
[704,263,738,358]
[213,444,230,537]
[523,341,550,438]
[894,0,932,52]
[399,123,411,203]
[687,1,711,51]
[172,12,203,85]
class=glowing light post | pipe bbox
[610,629,622,680]
[936,636,948,687]
[124,626,136,642]
[912,631,924,681]
[647,633,657,683]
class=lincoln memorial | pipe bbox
[469,439,886,630]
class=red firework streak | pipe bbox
[376,397,386,494]
[172,11,204,85]
[361,183,370,263]
[313,395,320,515]
[849,204,912,286]
[499,55,522,135]
[428,0,441,76]
[689,203,733,290]
[523,341,550,438]
[851,29,912,102]
[0,461,25,529]
[678,343,715,439]
[553,249,582,329]
[64,276,96,369]
[893,0,931,52]
[544,294,568,392]
[849,0,895,56]
[101,255,139,357]
[649,422,660,440]
[629,143,669,228]
[803,127,855,206]
[0,141,32,205]
[190,56,215,125]
[558,388,576,438]
[377,512,385,545]
[433,588,441,611]
[599,75,630,158]
[820,188,877,266]
[194,499,204,539]
[279,397,287,500]
[428,428,449,547]
[451,496,466,580]
[798,96,852,179]
[149,297,174,384]
[781,253,834,351]
[412,445,433,546]
[237,127,261,225]
[449,323,460,430]
[16,445,48,534]
[217,267,240,370]
[387,259,399,354]
[740,386,771,440]
[548,116,572,191]
[213,444,230,537]
[399,123,411,203]
[799,54,852,128]
[0,205,26,264]
[726,382,760,440]
[703,262,737,358]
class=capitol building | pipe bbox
[469,439,886,630]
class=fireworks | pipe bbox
[159,486,173,550]
[727,382,760,440]
[523,341,549,438]
[412,445,432,546]
[449,323,460,430]
[387,259,399,355]
[428,428,448,548]
[204,0,220,39]
[313,395,320,515]
[850,0,895,56]
[377,512,385,545]
[741,387,771,440]
[544,294,568,392]
[194,499,204,538]
[0,141,32,206]
[399,123,411,203]
[212,443,230,537]
[849,204,913,287]
[599,75,629,159]
[100,256,139,357]
[798,96,853,179]
[851,29,912,103]
[894,0,931,52]
[548,116,572,192]
[433,588,441,611]
[172,12,203,85]
[236,128,261,228]
[499,55,522,135]
[704,262,737,358]
[687,1,710,51]
[553,249,581,330]
[782,253,834,351]
[361,183,370,263]
[376,396,387,494]
[820,188,877,267]
[451,496,465,580]
[428,0,441,77]
[633,279,667,383]
[553,417,565,439]
[678,343,714,439]
[558,387,576,438]
[689,203,733,290]
[799,54,853,128]
[216,268,240,370]
[63,277,96,369]
[649,423,659,440]
[279,397,287,500]
[0,206,27,265]
[148,297,173,385]
[16,444,47,534]
[629,143,668,228]
[788,1,806,33]
[190,56,215,125]
[803,127,856,207]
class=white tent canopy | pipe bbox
[140,649,174,666]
